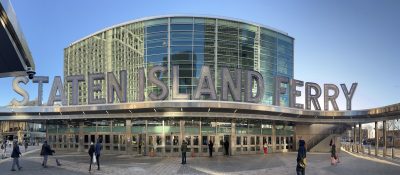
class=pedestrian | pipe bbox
[1,140,6,159]
[331,142,337,165]
[95,138,102,170]
[24,141,28,152]
[296,139,307,175]
[181,140,187,164]
[40,140,60,168]
[263,141,268,155]
[208,140,213,157]
[224,140,229,156]
[10,141,22,171]
[88,142,95,172]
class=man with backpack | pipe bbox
[40,141,61,168]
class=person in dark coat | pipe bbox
[10,141,22,171]
[208,140,214,157]
[1,140,6,159]
[296,139,307,175]
[95,139,102,170]
[88,142,95,171]
[181,140,188,164]
[331,142,338,165]
[40,140,60,167]
[224,140,229,156]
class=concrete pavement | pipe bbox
[0,149,399,175]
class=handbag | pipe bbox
[92,154,97,163]
[299,158,307,168]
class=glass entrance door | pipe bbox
[165,134,180,156]
[200,135,215,156]
[131,133,145,155]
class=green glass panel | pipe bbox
[262,128,272,135]
[218,128,231,134]
[236,127,247,134]
[113,126,126,133]
[148,126,163,134]
[185,127,200,134]
[201,126,215,134]
[164,126,180,133]
[83,127,96,132]
[97,126,110,132]
[48,129,57,134]
[132,126,145,133]
[248,128,261,135]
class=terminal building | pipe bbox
[1,14,400,157]
[62,15,295,156]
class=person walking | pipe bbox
[40,141,60,168]
[95,139,102,170]
[263,141,268,155]
[88,142,95,172]
[181,140,187,164]
[331,142,337,165]
[296,139,307,175]
[208,140,214,157]
[10,141,22,171]
[24,141,28,152]
[1,140,6,159]
[138,141,142,155]
[224,140,229,156]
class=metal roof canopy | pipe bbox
[0,0,34,78]
[0,101,399,124]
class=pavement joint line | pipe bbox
[341,147,400,167]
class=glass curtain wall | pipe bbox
[65,16,294,106]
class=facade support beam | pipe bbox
[375,121,378,156]
[359,123,362,153]
[353,124,356,152]
[126,119,132,154]
[383,120,387,157]
[231,120,236,156]
[272,121,276,152]
[79,121,84,152]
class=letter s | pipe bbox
[11,76,30,106]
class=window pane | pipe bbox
[171,24,193,31]
[146,25,168,33]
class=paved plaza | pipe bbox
[0,148,400,175]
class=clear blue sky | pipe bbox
[1,0,399,110]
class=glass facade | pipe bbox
[64,16,294,106]
[43,118,294,156]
